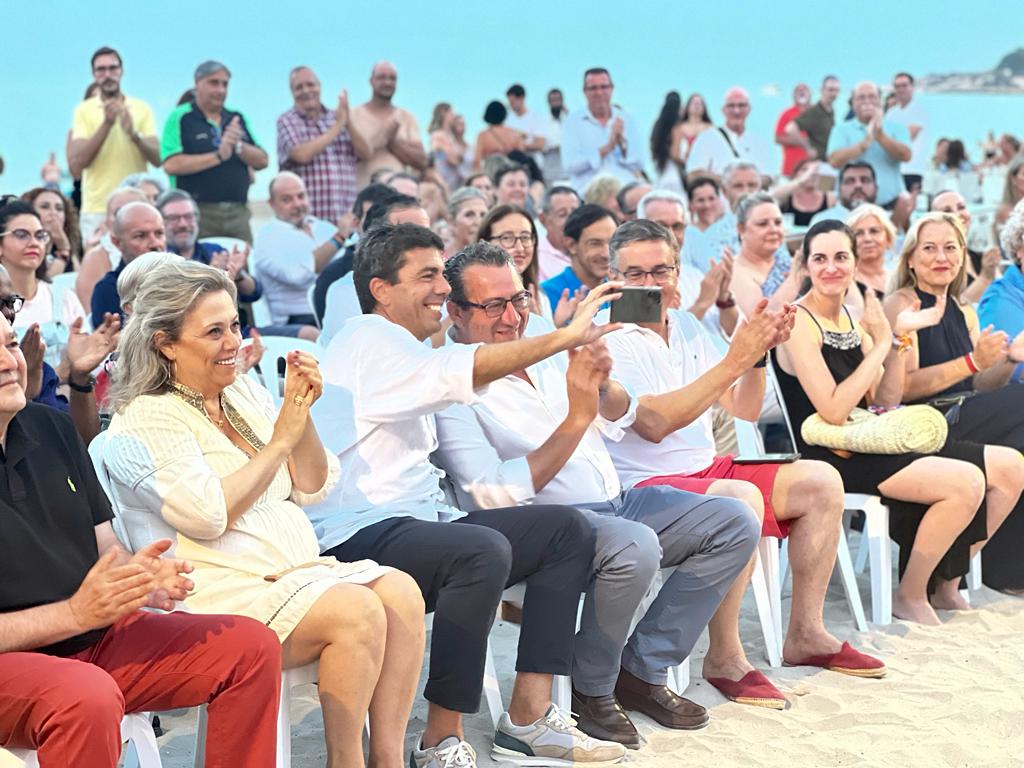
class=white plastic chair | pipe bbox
[3,712,161,768]
[248,336,323,407]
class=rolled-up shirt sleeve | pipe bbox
[560,115,601,180]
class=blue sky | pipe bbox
[2,1,1021,194]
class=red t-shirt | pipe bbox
[775,105,808,177]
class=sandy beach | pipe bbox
[4,537,1024,768]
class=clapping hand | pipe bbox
[21,324,45,400]
[271,351,322,452]
[225,245,248,280]
[893,295,945,335]
[565,343,609,427]
[66,314,120,382]
[973,325,1010,370]
[68,548,155,632]
[119,107,134,136]
[860,288,892,345]
[980,247,1001,280]
[726,298,787,369]
[336,89,350,128]
[553,286,585,327]
[128,539,195,611]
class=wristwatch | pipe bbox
[67,374,96,394]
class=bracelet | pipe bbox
[715,296,736,309]
[753,354,768,369]
[964,352,980,374]
[330,236,344,250]
[67,374,96,394]
[893,334,913,352]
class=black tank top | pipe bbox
[780,194,829,227]
[773,304,867,451]
[913,288,974,400]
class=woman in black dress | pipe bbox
[883,212,1024,593]
[774,219,1024,624]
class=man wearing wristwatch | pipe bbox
[69,47,161,246]
[253,172,349,333]
[161,60,268,243]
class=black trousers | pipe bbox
[324,506,595,713]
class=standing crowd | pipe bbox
[1,48,1024,768]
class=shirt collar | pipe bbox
[0,407,41,466]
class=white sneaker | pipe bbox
[491,704,627,766]
[409,735,478,768]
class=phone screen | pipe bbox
[609,286,662,324]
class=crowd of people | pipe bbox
[2,47,1024,768]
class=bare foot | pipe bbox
[892,592,942,625]
[702,652,755,682]
[930,581,971,611]
[782,628,843,664]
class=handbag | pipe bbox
[800,404,948,455]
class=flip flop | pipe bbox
[784,641,887,678]
[706,670,786,710]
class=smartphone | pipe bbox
[609,286,662,324]
[733,453,801,465]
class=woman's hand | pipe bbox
[270,351,322,452]
[861,288,892,345]
[973,325,1010,370]
[893,295,945,335]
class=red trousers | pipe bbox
[0,610,281,767]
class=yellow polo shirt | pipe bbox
[71,96,156,213]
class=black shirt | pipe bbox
[0,404,114,655]
[312,245,355,325]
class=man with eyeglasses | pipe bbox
[434,243,759,747]
[599,219,885,711]
[827,81,911,212]
[560,68,645,193]
[687,87,773,183]
[309,224,629,768]
[69,47,160,245]
[540,204,617,314]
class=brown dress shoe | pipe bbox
[615,667,710,730]
[571,688,640,749]
[500,600,523,624]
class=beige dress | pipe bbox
[105,375,390,641]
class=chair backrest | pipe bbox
[249,336,323,408]
[765,359,799,449]
[87,430,135,552]
[50,272,79,313]
[198,236,247,254]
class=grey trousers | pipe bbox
[574,485,759,694]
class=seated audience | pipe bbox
[809,161,879,226]
[843,203,897,315]
[119,172,165,203]
[537,185,581,282]
[465,172,496,206]
[775,219,1023,623]
[884,213,1024,594]
[435,244,758,744]
[104,259,425,766]
[730,193,802,315]
[444,187,488,260]
[21,187,81,277]
[996,155,1024,228]
[540,204,617,311]
[601,220,885,709]
[0,310,282,766]
[309,223,628,767]
[0,201,90,371]
[90,201,165,328]
[931,190,1002,304]
[615,181,652,222]
[979,199,1024,348]
[75,186,147,307]
[772,158,834,226]
[494,164,531,209]
[583,175,624,221]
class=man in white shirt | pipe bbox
[309,223,627,768]
[809,161,879,226]
[434,244,759,747]
[560,68,645,193]
[505,84,548,170]
[536,185,580,282]
[687,87,774,183]
[601,220,886,709]
[253,172,346,329]
[886,72,929,194]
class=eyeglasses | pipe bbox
[164,213,197,223]
[490,233,535,249]
[0,295,25,314]
[0,229,52,245]
[93,64,122,74]
[457,290,532,318]
[585,84,613,92]
[613,265,677,284]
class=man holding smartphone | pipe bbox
[600,219,885,710]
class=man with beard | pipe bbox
[349,61,428,189]
[809,161,878,225]
[69,47,160,244]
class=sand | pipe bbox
[4,540,1024,768]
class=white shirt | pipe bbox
[320,272,362,347]
[14,280,89,368]
[306,314,481,550]
[602,308,723,487]
[253,216,336,324]
[886,98,928,176]
[434,316,633,509]
[687,125,775,178]
[560,105,645,192]
[506,107,549,167]
[676,261,730,341]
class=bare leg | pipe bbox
[508,672,555,725]
[877,457,985,624]
[281,583,387,768]
[700,479,765,682]
[422,705,463,747]
[773,461,846,662]
[366,572,427,768]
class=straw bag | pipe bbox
[800,405,948,455]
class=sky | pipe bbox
[2,0,1021,195]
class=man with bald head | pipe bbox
[687,87,773,181]
[253,171,349,329]
[277,66,370,221]
[827,81,911,211]
[931,189,1002,303]
[349,61,427,189]
[774,83,812,176]
[75,185,148,308]
[90,201,168,327]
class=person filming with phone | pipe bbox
[599,219,886,711]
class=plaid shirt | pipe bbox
[277,105,357,222]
